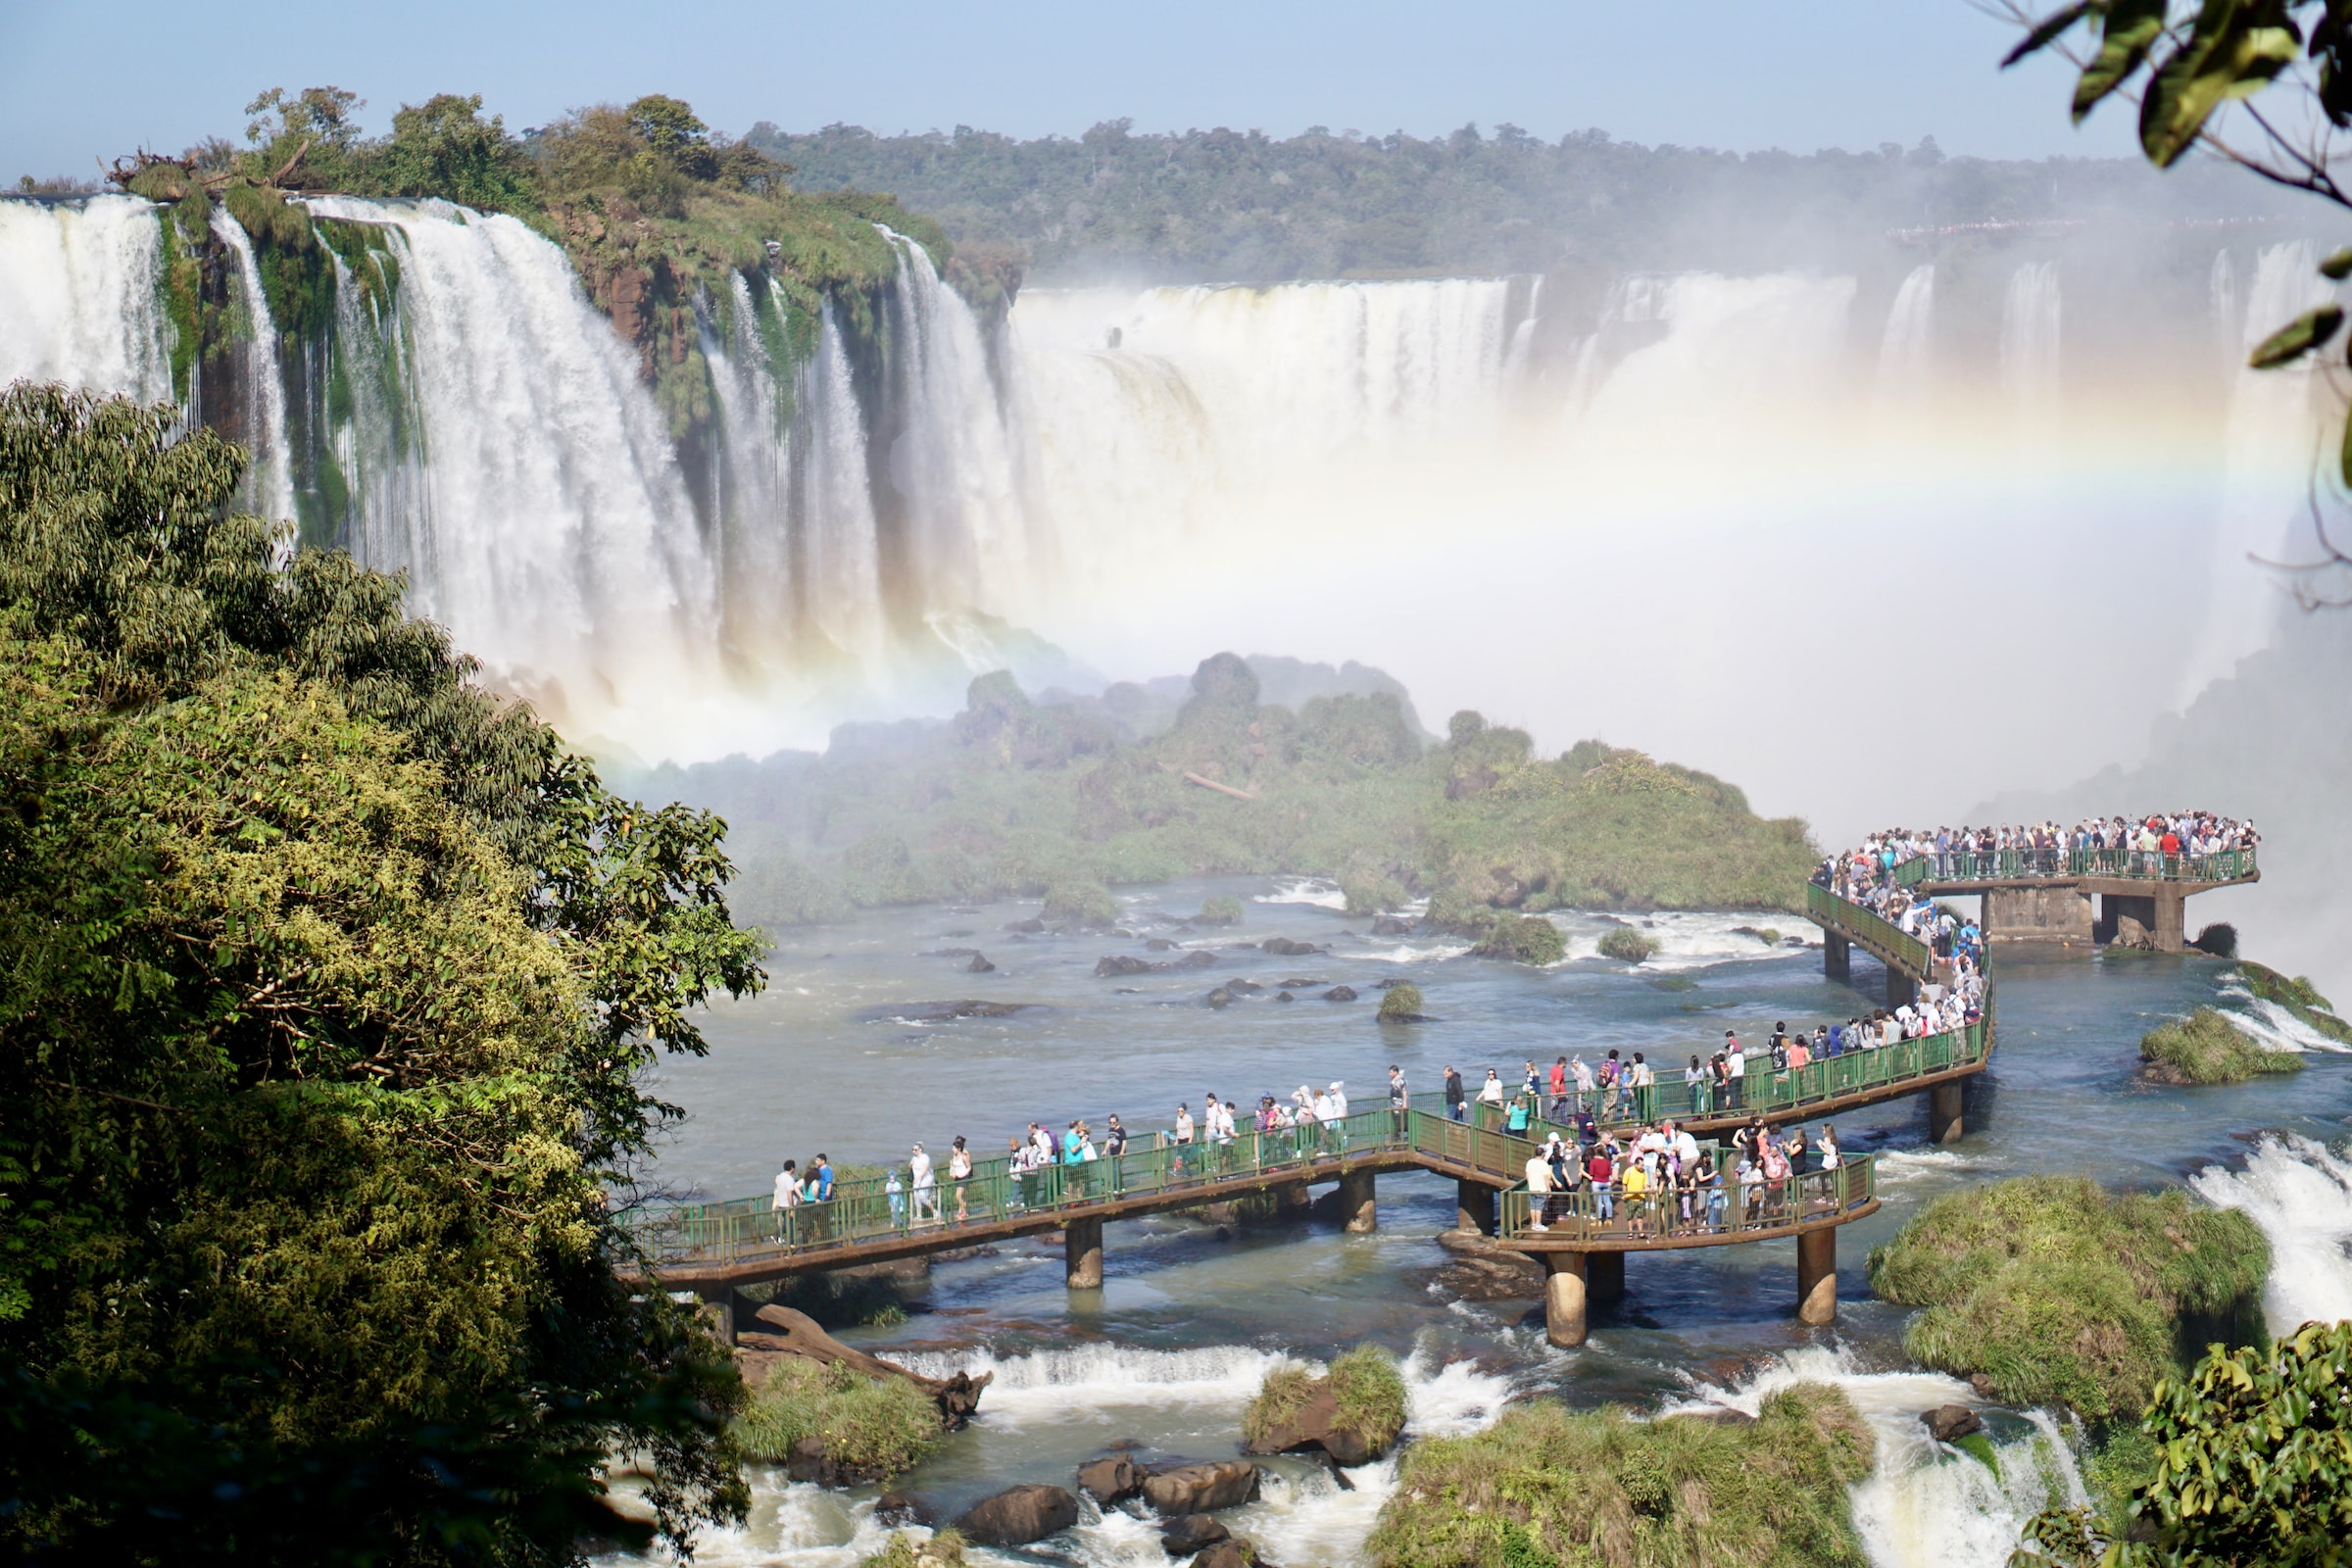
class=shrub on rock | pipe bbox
[1244,1348,1408,1465]
[1042,879,1118,929]
[2139,1007,2306,1085]
[1597,926,1659,963]
[1469,912,1565,965]
[733,1358,942,1483]
[1377,983,1426,1022]
[1196,895,1246,926]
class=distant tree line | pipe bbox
[749,117,2290,283]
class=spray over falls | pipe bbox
[0,192,2334,780]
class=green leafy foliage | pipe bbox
[1378,983,1427,1021]
[1328,1346,1409,1456]
[1469,912,1567,965]
[1041,878,1119,928]
[858,1527,970,1568]
[1869,1176,2270,1422]
[1367,1385,1876,1568]
[1197,895,1247,926]
[2139,1006,2308,1083]
[2009,1322,2352,1568]
[0,387,765,1562]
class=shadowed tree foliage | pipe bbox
[0,385,766,1564]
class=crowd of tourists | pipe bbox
[1518,1113,1850,1237]
[1824,812,2257,887]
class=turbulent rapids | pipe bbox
[0,190,2337,774]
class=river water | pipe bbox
[613,876,2352,1568]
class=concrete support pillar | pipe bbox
[1339,1170,1377,1234]
[2154,887,2186,954]
[1456,1179,1495,1237]
[1277,1180,1312,1216]
[1823,931,1850,981]
[1588,1250,1625,1304]
[1886,966,1917,1009]
[1796,1228,1838,1326]
[1065,1216,1103,1290]
[1929,1081,1964,1146]
[1543,1252,1590,1348]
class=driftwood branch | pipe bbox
[1183,771,1257,802]
[267,137,312,188]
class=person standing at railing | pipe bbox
[1173,1102,1195,1178]
[887,1166,906,1228]
[774,1158,803,1243]
[1389,1066,1409,1138]
[1477,1068,1506,1110]
[908,1144,938,1227]
[1701,1155,1726,1232]
[1524,1147,1553,1232]
[1504,1091,1532,1136]
[949,1136,973,1221]
[1686,1054,1709,1116]
[1546,1055,1569,1122]
[1723,1033,1744,1109]
[1571,1054,1595,1116]
[1588,1142,1617,1224]
[1631,1054,1656,1123]
[1443,1064,1466,1122]
[1621,1154,1650,1238]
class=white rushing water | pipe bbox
[1673,1345,2087,1568]
[208,210,296,523]
[0,195,172,402]
[2190,1133,2352,1335]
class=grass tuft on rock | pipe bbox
[1469,912,1566,965]
[1196,894,1246,926]
[732,1358,942,1481]
[1597,927,1659,964]
[1867,1176,2270,1422]
[1241,1363,1319,1449]
[1378,983,1426,1022]
[1367,1384,1875,1568]
[1329,1346,1409,1455]
[2140,1007,2306,1085]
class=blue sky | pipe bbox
[5,0,2132,179]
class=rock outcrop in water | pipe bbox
[954,1484,1079,1546]
[741,1303,990,1430]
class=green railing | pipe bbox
[1496,1153,1878,1244]
[1806,882,1933,976]
[1890,846,2257,885]
[634,1105,1416,1267]
[1429,1016,1984,1140]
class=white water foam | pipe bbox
[2189,1134,2352,1334]
[1671,1345,2086,1568]
[2211,977,2352,1055]
[889,1342,1296,1430]
[0,195,172,403]
[1873,1149,2009,1186]
[208,209,296,525]
[1561,909,1814,971]
[1253,876,1348,910]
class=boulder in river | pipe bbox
[1323,985,1357,1002]
[1275,991,1295,1003]
[1923,1404,1983,1444]
[1142,1460,1261,1515]
[1096,954,1156,977]
[1205,987,1234,1008]
[955,1483,1079,1547]
[966,954,995,973]
[1177,950,1219,969]
[874,1492,932,1527]
[1193,1540,1265,1568]
[1370,914,1413,936]
[1261,936,1320,956]
[1075,1454,1144,1503]
[1159,1513,1230,1554]
[1147,937,1180,951]
[1006,917,1046,933]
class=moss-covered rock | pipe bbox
[1042,879,1118,929]
[1367,1384,1875,1568]
[1868,1176,2270,1422]
[2140,1007,2307,1085]
[1598,927,1659,964]
[733,1357,943,1483]
[1378,983,1427,1022]
[1468,912,1566,965]
[858,1528,968,1568]
[1243,1347,1408,1465]
[1196,895,1246,926]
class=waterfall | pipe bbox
[2180,239,2340,704]
[2190,1134,2352,1334]
[1998,261,2062,416]
[0,196,172,403]
[209,210,297,526]
[1876,264,1936,410]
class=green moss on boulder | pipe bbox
[1868,1176,2270,1422]
[2233,961,2352,1046]
[1196,895,1246,926]
[1042,878,1118,929]
[1468,912,1566,965]
[1378,983,1426,1022]
[1367,1384,1875,1568]
[2140,1007,2306,1085]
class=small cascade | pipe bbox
[1875,264,1936,410]
[2190,1134,2352,1334]
[1674,1345,2088,1568]
[1998,261,2062,416]
[0,195,172,403]
[208,209,297,523]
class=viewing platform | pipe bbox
[1891,846,2257,954]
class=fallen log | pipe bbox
[1183,771,1257,802]
[740,1303,990,1429]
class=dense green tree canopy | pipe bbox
[0,385,766,1564]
